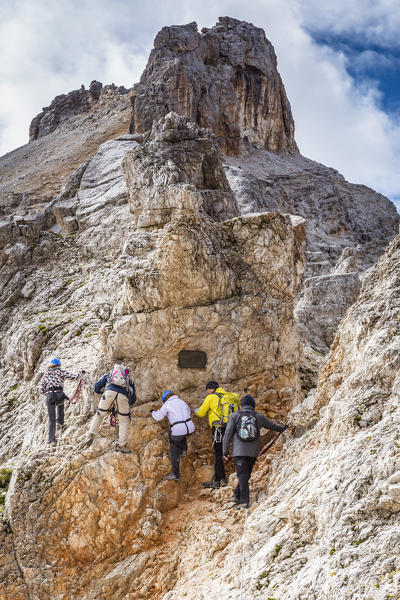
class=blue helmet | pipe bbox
[161,390,173,403]
[50,358,61,366]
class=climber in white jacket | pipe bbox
[151,390,195,481]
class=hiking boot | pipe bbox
[115,443,132,454]
[164,473,179,481]
[203,479,220,489]
[236,503,249,510]
[180,450,187,457]
[48,440,57,448]
[220,479,227,487]
[57,424,66,432]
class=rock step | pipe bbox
[304,261,332,277]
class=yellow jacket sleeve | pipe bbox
[195,396,210,418]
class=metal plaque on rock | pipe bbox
[178,350,207,369]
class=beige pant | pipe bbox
[89,390,130,446]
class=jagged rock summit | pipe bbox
[131,17,298,156]
[29,81,130,141]
[0,15,399,600]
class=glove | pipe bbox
[283,424,289,430]
[81,370,86,374]
[149,409,153,415]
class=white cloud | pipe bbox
[295,0,400,48]
[0,0,399,205]
[262,3,400,200]
[348,49,400,85]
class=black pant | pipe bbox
[234,456,257,506]
[169,435,188,478]
[46,395,65,442]
[212,425,226,482]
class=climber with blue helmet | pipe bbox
[151,390,195,481]
[39,357,83,445]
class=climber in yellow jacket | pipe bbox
[195,380,239,489]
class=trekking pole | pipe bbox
[258,425,287,458]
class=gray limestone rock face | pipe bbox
[0,88,133,203]
[225,148,399,362]
[122,112,239,228]
[225,149,399,258]
[295,272,362,352]
[130,18,298,156]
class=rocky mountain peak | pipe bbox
[29,80,130,141]
[131,18,298,156]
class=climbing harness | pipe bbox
[239,508,248,600]
[258,426,285,458]
[104,393,130,428]
[212,425,224,446]
[170,417,194,436]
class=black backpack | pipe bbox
[236,411,259,442]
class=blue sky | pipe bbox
[0,0,399,207]
[309,33,400,114]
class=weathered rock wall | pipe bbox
[122,113,238,228]
[0,83,132,203]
